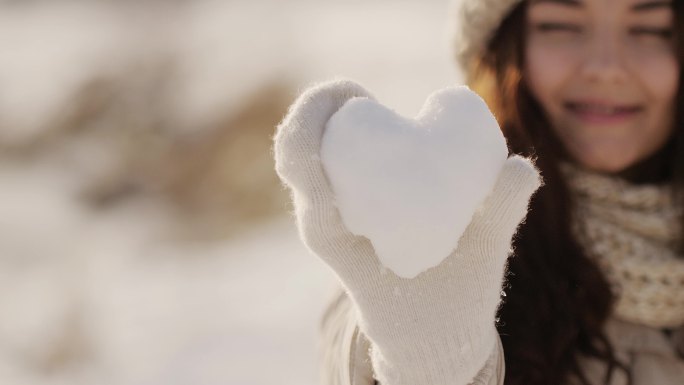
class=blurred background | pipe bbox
[0,0,463,384]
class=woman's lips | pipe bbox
[564,101,643,124]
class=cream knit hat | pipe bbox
[451,0,524,80]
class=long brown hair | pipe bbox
[468,2,684,384]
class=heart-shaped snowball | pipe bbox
[320,86,507,279]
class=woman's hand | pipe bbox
[274,78,542,385]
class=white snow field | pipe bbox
[0,159,338,385]
[0,0,462,384]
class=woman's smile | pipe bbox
[563,100,644,125]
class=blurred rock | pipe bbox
[1,70,294,240]
[151,83,294,239]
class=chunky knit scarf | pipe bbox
[561,163,684,329]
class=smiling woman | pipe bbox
[467,0,684,383]
[274,0,684,385]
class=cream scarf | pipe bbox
[561,163,684,329]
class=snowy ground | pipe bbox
[1,157,340,385]
[0,0,460,384]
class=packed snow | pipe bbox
[321,86,507,278]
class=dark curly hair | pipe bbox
[468,1,684,384]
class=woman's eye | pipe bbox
[533,22,583,34]
[629,27,673,40]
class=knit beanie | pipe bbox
[451,0,524,81]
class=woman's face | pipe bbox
[524,0,678,173]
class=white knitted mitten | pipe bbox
[273,79,542,385]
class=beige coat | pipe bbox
[320,288,684,385]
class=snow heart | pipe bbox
[320,86,508,278]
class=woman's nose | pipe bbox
[580,31,628,84]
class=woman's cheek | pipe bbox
[625,44,678,159]
[525,41,579,108]
[626,43,678,106]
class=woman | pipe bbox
[273,0,684,384]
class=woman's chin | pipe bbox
[571,153,638,175]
